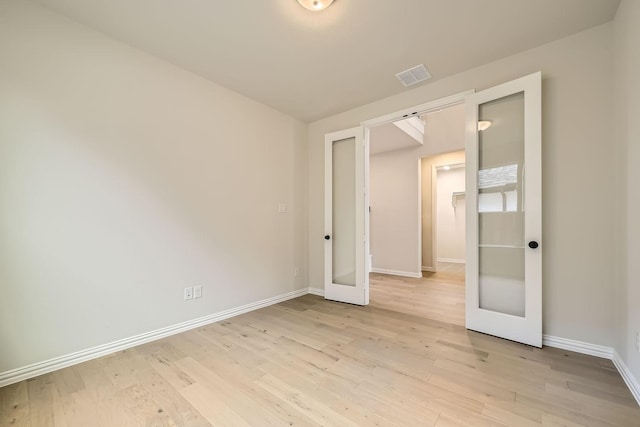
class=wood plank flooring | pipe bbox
[370,268,465,326]
[1,273,639,426]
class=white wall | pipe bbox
[613,0,640,385]
[368,106,465,276]
[0,0,307,374]
[308,23,616,346]
[436,167,465,263]
[369,150,421,275]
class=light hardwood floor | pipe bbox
[370,267,465,327]
[1,273,639,426]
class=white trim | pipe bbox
[0,288,308,388]
[431,163,439,272]
[361,91,472,128]
[543,334,613,359]
[417,158,423,285]
[371,268,422,278]
[612,351,640,406]
[3,297,638,406]
[543,335,640,405]
[308,287,325,296]
[437,258,466,264]
[422,266,436,272]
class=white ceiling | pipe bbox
[33,0,620,122]
[370,120,423,156]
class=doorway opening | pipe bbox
[421,154,466,277]
[324,73,541,346]
[366,100,467,325]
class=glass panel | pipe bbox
[332,137,356,286]
[478,92,525,316]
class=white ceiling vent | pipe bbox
[395,64,432,87]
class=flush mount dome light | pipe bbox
[297,0,334,11]
[478,120,492,131]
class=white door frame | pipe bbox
[362,91,473,279]
[432,161,466,268]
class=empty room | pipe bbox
[1,0,639,426]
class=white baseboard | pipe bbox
[307,287,325,296]
[0,288,308,388]
[422,266,436,272]
[370,268,422,278]
[4,294,638,407]
[612,351,640,406]
[543,334,639,406]
[437,258,466,264]
[543,334,614,359]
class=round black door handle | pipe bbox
[528,241,539,249]
[324,235,331,240]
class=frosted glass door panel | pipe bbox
[478,92,525,317]
[332,137,356,286]
[324,126,367,306]
[465,72,541,347]
[479,247,525,316]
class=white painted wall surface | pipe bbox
[613,0,640,386]
[0,0,307,374]
[369,151,421,275]
[436,167,465,263]
[308,23,616,346]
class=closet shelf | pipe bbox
[452,191,465,208]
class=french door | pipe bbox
[465,72,542,347]
[323,127,368,305]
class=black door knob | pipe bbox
[528,241,539,249]
[324,235,331,240]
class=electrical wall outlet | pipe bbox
[636,331,640,353]
[194,285,202,299]
[294,267,300,277]
[184,287,193,300]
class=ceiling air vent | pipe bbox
[395,64,432,87]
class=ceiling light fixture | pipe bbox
[297,0,334,11]
[478,120,492,131]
